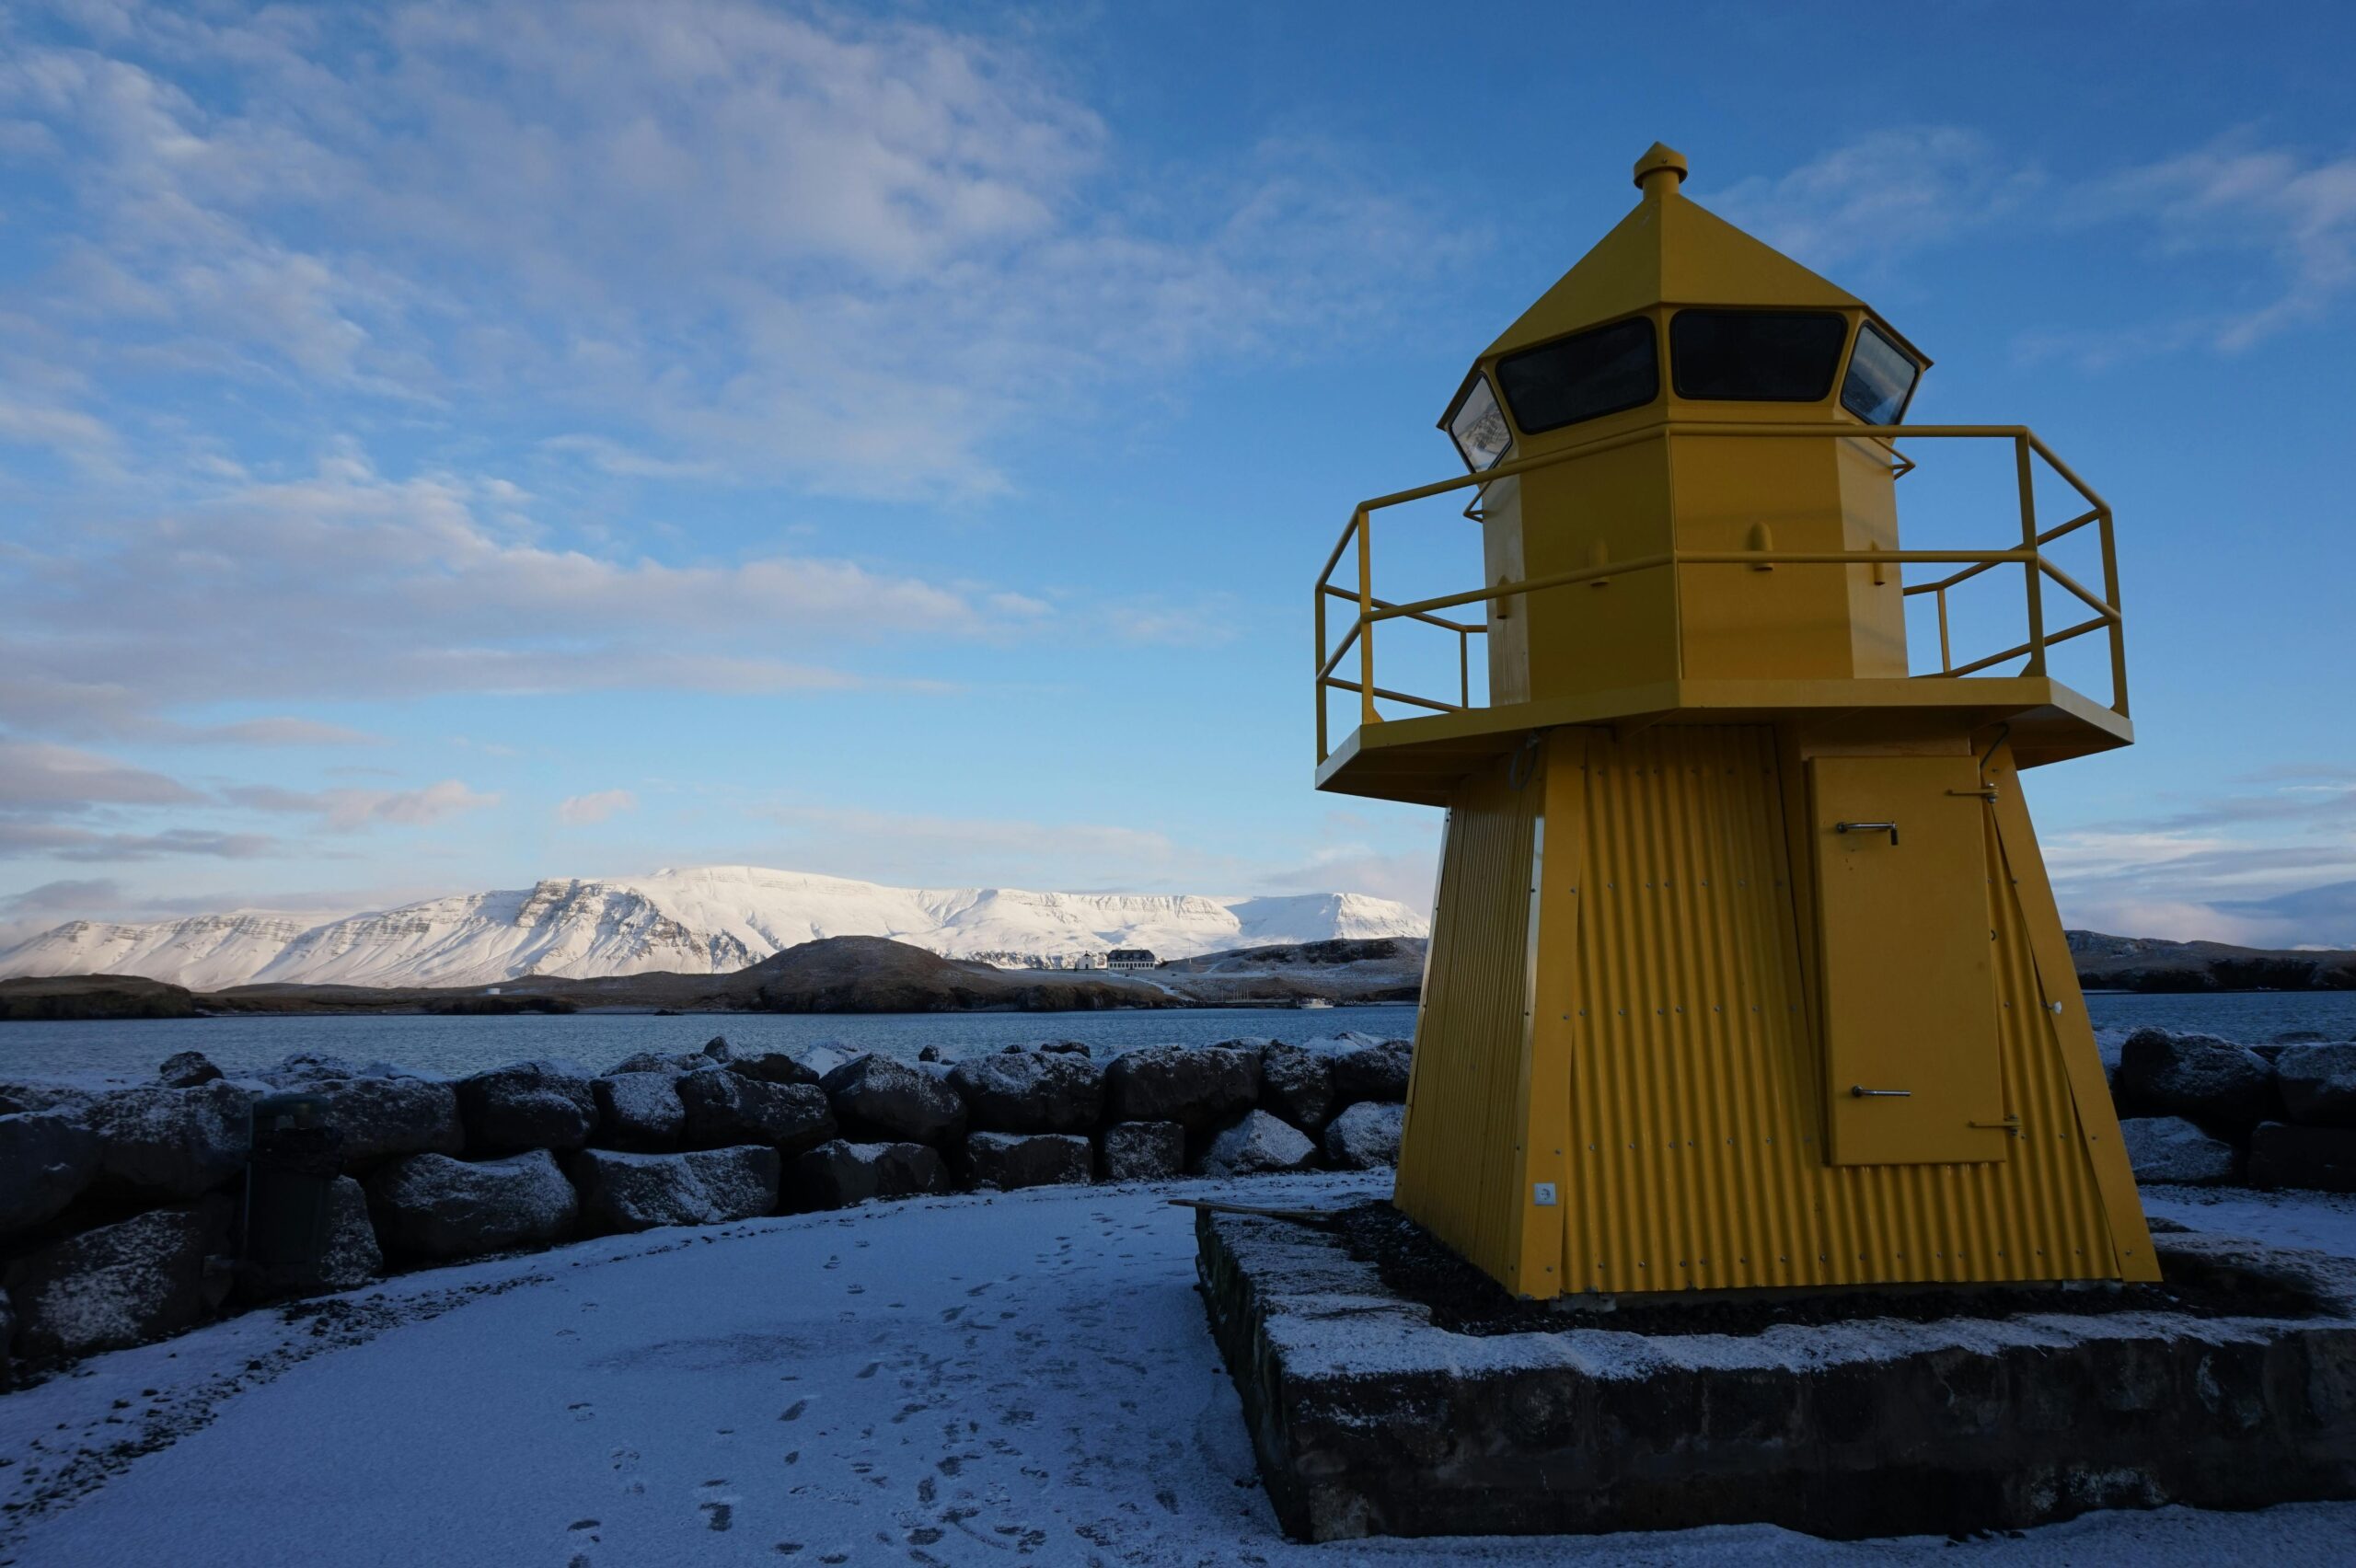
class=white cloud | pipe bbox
[0,736,202,809]
[1700,127,2041,273]
[557,789,637,826]
[221,777,501,831]
[1,0,1454,500]
[2085,137,2356,351]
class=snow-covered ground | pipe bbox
[0,866,1428,989]
[5,1178,2355,1567]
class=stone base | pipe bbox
[1196,1209,2356,1542]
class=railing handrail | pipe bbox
[1313,419,2124,763]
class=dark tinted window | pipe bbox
[1670,310,1848,401]
[1495,317,1658,433]
[1839,321,1921,423]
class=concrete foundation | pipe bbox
[1196,1208,2356,1541]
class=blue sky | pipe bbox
[2,0,2352,947]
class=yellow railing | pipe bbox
[1313,421,2125,763]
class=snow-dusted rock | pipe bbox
[2248,1122,2356,1193]
[607,1048,709,1076]
[1104,1045,1260,1131]
[0,1108,101,1236]
[593,1072,687,1149]
[156,1050,224,1088]
[963,1132,1091,1192]
[2114,1029,2274,1134]
[1322,1101,1405,1170]
[726,1050,822,1088]
[2119,1116,2235,1185]
[309,1078,463,1170]
[676,1068,835,1153]
[1197,1110,1319,1177]
[568,1147,780,1234]
[824,1054,966,1143]
[1100,1121,1185,1182]
[2275,1043,2356,1128]
[242,1176,383,1303]
[364,1150,578,1261]
[791,1140,953,1210]
[4,1195,233,1360]
[1329,1037,1415,1105]
[86,1080,252,1197]
[456,1059,598,1152]
[949,1051,1103,1134]
[1256,1042,1337,1133]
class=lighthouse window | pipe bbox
[1669,310,1848,401]
[1445,374,1513,471]
[1494,317,1659,434]
[1840,321,1921,424]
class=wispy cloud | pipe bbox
[556,789,638,827]
[1700,127,2042,274]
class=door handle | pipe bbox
[1849,1086,1911,1098]
[1835,821,1899,846]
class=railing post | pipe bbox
[1460,626,1471,709]
[2098,505,2129,718]
[1355,507,1379,726]
[1314,568,1330,764]
[1937,588,1953,674]
[2015,435,2047,675]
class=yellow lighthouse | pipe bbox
[1317,144,2155,1298]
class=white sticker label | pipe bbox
[1532,1182,1558,1206]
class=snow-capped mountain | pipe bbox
[0,865,1428,990]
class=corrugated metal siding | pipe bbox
[1394,753,1543,1286]
[1558,724,2130,1295]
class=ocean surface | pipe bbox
[0,1005,1423,1084]
[4,990,2353,1085]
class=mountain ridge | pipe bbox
[0,864,1428,991]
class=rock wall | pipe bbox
[2110,1029,2356,1192]
[0,1031,1411,1378]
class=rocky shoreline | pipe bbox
[7,1020,2355,1385]
[0,1032,1409,1378]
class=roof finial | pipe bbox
[1634,142,1688,196]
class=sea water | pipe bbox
[4,991,2353,1084]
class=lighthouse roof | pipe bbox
[1481,144,1869,363]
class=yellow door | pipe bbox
[1807,755,2009,1167]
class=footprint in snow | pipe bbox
[855,1361,882,1379]
[781,1400,808,1421]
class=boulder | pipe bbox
[4,1196,233,1360]
[310,1078,464,1170]
[1257,1042,1338,1133]
[2113,1029,2274,1135]
[156,1050,224,1089]
[593,1072,687,1150]
[791,1140,953,1210]
[1322,1101,1406,1170]
[949,1051,1104,1135]
[2275,1043,2356,1128]
[86,1080,252,1198]
[676,1069,835,1154]
[2247,1122,2356,1194]
[1104,1045,1260,1131]
[364,1150,578,1261]
[1037,1040,1092,1057]
[701,1034,733,1063]
[568,1147,780,1234]
[242,1176,383,1303]
[1197,1110,1320,1177]
[0,1109,101,1236]
[823,1055,967,1143]
[726,1051,821,1088]
[2119,1115,2236,1186]
[963,1132,1091,1192]
[455,1060,598,1153]
[1100,1121,1185,1183]
[1329,1037,1415,1104]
